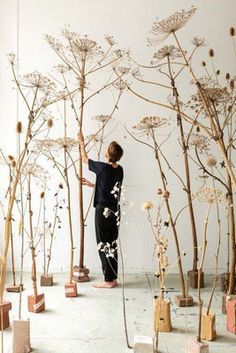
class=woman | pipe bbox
[77,132,124,288]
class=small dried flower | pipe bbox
[189,133,210,152]
[192,37,206,47]
[202,61,206,67]
[47,119,53,128]
[206,156,217,167]
[16,121,22,133]
[230,27,235,36]
[148,7,196,45]
[8,155,15,162]
[133,116,169,136]
[105,35,116,46]
[162,190,170,199]
[157,188,162,195]
[59,183,63,189]
[142,201,153,210]
[230,79,235,90]
[209,49,214,57]
[40,192,45,198]
[117,66,130,75]
[226,73,230,80]
[93,115,111,123]
[151,45,182,63]
[194,187,225,204]
[7,52,16,64]
[112,79,127,91]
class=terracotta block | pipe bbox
[153,297,172,332]
[222,293,236,314]
[28,293,45,313]
[133,335,154,353]
[12,320,31,353]
[220,272,236,293]
[65,283,78,297]
[226,296,236,334]
[73,266,90,282]
[187,270,204,289]
[40,274,53,287]
[187,338,209,353]
[0,301,12,330]
[175,295,194,307]
[6,284,23,293]
[201,313,216,341]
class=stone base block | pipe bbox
[201,313,216,341]
[186,338,209,353]
[175,295,194,307]
[40,274,53,287]
[73,266,90,282]
[12,319,31,353]
[187,270,204,289]
[133,335,154,353]
[0,301,12,330]
[65,283,78,297]
[28,293,45,313]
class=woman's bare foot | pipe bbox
[93,280,117,289]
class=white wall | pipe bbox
[0,0,235,275]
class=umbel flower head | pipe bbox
[189,133,210,153]
[151,45,182,64]
[193,187,225,204]
[93,114,111,123]
[133,116,169,136]
[148,6,196,45]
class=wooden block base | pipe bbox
[187,270,204,289]
[28,293,45,313]
[6,284,23,293]
[220,272,236,293]
[175,295,194,307]
[222,293,236,314]
[73,266,90,282]
[133,335,154,353]
[153,297,172,332]
[187,338,209,353]
[12,320,31,353]
[65,283,78,297]
[40,274,53,287]
[201,313,216,341]
[0,301,12,330]
[226,296,236,334]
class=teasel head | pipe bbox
[40,191,45,199]
[226,73,230,80]
[201,61,206,67]
[230,27,235,36]
[209,49,214,57]
[47,118,53,128]
[162,190,170,199]
[216,70,220,76]
[230,79,235,90]
[16,121,22,133]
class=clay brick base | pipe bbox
[220,273,236,293]
[28,293,45,313]
[226,297,236,334]
[175,295,194,307]
[12,320,31,353]
[65,283,78,297]
[222,293,236,314]
[40,274,53,287]
[153,297,172,332]
[187,270,204,289]
[6,284,23,293]
[187,338,209,353]
[201,313,216,341]
[0,301,12,330]
[73,266,90,282]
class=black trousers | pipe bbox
[95,205,118,282]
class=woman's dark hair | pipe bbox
[108,141,123,163]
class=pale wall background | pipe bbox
[0,0,235,276]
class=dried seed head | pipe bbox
[16,121,22,133]
[59,183,63,189]
[209,49,214,57]
[40,191,45,198]
[216,70,220,75]
[8,155,14,161]
[142,201,154,210]
[230,27,235,36]
[157,188,163,195]
[47,119,53,128]
[162,190,170,199]
[226,73,230,80]
[230,79,235,90]
[12,161,16,168]
[201,61,206,67]
[206,156,217,167]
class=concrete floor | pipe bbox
[2,273,236,353]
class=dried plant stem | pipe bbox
[152,130,186,298]
[197,203,211,342]
[167,57,198,272]
[43,193,46,276]
[227,173,236,294]
[172,31,236,188]
[28,175,38,297]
